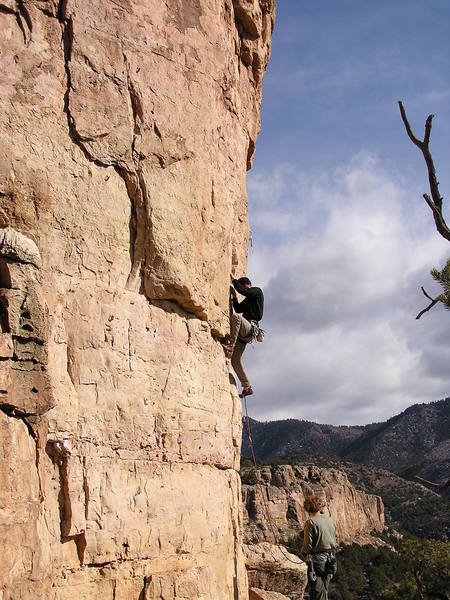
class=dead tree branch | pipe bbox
[398,101,450,242]
[415,475,450,490]
[416,287,442,320]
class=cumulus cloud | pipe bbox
[244,154,450,425]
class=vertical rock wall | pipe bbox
[0,1,275,598]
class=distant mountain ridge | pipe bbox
[242,397,450,484]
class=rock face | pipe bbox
[249,589,291,600]
[242,465,385,547]
[0,1,275,598]
[245,543,307,600]
[248,588,289,600]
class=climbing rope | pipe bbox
[242,396,305,566]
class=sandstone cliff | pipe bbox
[242,464,385,546]
[0,1,275,598]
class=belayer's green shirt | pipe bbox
[301,514,336,562]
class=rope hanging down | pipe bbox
[242,397,305,566]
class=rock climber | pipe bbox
[224,274,264,398]
[301,495,337,600]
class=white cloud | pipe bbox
[244,154,450,425]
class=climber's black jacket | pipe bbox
[232,279,264,322]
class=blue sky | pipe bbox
[244,1,450,425]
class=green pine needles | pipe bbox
[430,259,450,310]
[416,258,450,319]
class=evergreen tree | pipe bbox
[328,537,450,600]
[430,259,450,311]
[382,538,450,600]
[416,258,450,319]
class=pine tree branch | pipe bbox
[416,287,442,320]
[398,101,450,242]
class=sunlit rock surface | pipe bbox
[0,1,275,597]
[245,542,307,600]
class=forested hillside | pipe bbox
[242,397,449,484]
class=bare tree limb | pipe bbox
[416,287,442,320]
[423,114,433,146]
[423,193,439,215]
[398,100,450,242]
[421,287,435,302]
[398,100,423,148]
[415,475,450,490]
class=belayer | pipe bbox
[301,495,337,600]
[223,274,264,398]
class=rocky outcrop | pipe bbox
[242,465,385,547]
[245,542,307,600]
[0,227,53,415]
[0,1,275,598]
[250,589,291,600]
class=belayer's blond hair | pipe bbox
[303,495,324,514]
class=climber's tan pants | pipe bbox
[230,312,252,389]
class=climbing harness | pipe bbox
[307,551,336,582]
[240,320,265,345]
[252,320,265,343]
[242,396,305,566]
[324,550,337,577]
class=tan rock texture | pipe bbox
[249,587,291,600]
[0,1,275,598]
[245,543,307,600]
[242,464,385,546]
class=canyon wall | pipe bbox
[242,464,385,546]
[0,1,275,598]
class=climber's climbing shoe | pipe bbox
[221,341,233,359]
[239,386,253,398]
